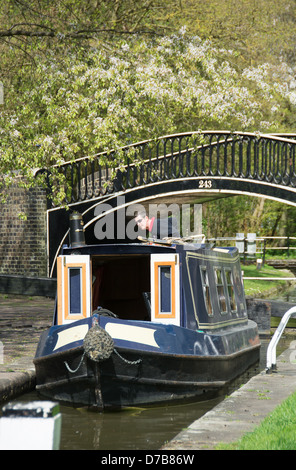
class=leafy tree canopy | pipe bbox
[1,0,296,237]
[1,33,296,181]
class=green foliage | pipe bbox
[1,34,295,178]
[203,196,296,241]
[242,264,288,297]
[175,0,296,67]
[1,0,296,232]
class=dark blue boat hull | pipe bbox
[34,315,260,409]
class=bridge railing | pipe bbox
[38,131,296,207]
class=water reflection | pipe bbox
[59,397,223,450]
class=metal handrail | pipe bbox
[37,131,296,207]
[266,306,296,373]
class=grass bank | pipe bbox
[242,263,294,297]
[217,390,296,450]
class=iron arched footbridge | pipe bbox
[43,131,296,275]
[45,130,296,207]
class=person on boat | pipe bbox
[134,210,180,240]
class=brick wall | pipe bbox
[0,178,48,277]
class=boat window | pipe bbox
[159,266,171,313]
[225,269,237,313]
[214,268,227,314]
[151,254,180,325]
[200,266,213,316]
[154,262,175,317]
[69,267,82,314]
[57,255,91,325]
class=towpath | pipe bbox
[0,295,54,403]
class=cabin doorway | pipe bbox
[92,255,150,321]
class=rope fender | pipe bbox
[83,324,114,362]
[84,324,142,365]
[64,318,142,373]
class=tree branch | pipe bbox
[0,25,162,39]
[0,23,55,37]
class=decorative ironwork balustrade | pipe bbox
[41,131,296,207]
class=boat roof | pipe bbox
[62,242,176,256]
[62,241,239,258]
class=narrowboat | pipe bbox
[34,225,260,409]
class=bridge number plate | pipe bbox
[198,179,213,189]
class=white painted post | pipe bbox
[247,233,256,256]
[235,233,245,254]
[0,401,62,450]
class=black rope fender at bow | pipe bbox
[64,322,142,373]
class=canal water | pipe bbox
[19,340,272,450]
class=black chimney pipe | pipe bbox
[69,211,85,247]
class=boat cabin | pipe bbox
[55,242,247,333]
